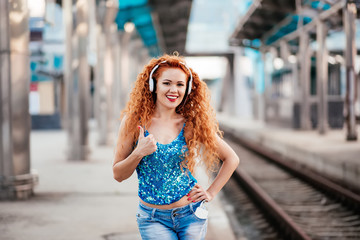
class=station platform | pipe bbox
[218,113,360,192]
[0,122,236,240]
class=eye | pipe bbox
[177,83,185,87]
[163,82,170,85]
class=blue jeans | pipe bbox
[136,201,208,240]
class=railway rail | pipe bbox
[222,132,360,240]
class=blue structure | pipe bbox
[115,0,160,56]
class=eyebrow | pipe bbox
[162,79,185,83]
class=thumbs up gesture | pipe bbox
[136,126,157,157]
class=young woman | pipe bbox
[113,54,239,240]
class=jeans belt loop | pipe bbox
[189,202,194,212]
[151,208,156,218]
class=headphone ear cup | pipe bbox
[187,80,192,95]
[149,78,154,92]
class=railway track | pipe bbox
[222,135,360,240]
[221,177,285,240]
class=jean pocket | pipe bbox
[192,201,208,220]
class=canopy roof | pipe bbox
[115,0,193,56]
[230,0,350,49]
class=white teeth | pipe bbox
[167,96,177,99]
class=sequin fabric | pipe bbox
[136,123,197,205]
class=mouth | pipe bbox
[166,95,178,102]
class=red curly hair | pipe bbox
[121,54,222,174]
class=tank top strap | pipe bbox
[143,125,149,137]
[180,122,186,136]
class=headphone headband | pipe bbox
[149,60,193,95]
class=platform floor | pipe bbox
[218,113,360,192]
[0,125,236,240]
[3,114,358,239]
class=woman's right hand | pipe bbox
[135,126,157,157]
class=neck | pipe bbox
[153,104,178,120]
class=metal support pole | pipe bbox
[95,1,118,145]
[218,56,234,114]
[316,20,329,134]
[79,0,90,154]
[119,32,132,110]
[88,0,97,120]
[268,47,278,122]
[279,40,290,61]
[343,1,357,141]
[128,38,143,86]
[112,31,122,123]
[102,23,116,145]
[233,47,252,118]
[0,0,36,200]
[280,40,296,126]
[233,47,242,117]
[64,0,90,160]
[227,53,236,115]
[299,33,312,130]
[95,29,107,145]
[75,0,90,158]
[254,52,264,122]
[63,0,76,159]
[261,51,269,122]
[0,0,14,199]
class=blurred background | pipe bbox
[1,0,360,239]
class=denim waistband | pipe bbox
[139,201,201,218]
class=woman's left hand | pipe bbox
[187,184,213,203]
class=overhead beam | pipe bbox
[230,0,261,40]
[261,0,345,50]
[149,0,192,54]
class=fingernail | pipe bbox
[138,126,140,129]
[187,194,189,196]
[192,201,195,202]
[188,198,191,201]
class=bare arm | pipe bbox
[113,117,157,182]
[188,135,239,202]
[206,135,239,199]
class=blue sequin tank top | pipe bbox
[136,123,197,205]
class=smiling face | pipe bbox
[155,67,187,109]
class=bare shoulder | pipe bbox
[119,114,128,131]
[114,114,135,165]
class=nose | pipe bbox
[169,85,177,92]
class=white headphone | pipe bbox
[149,60,193,95]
